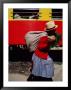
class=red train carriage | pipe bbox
[8,8,62,61]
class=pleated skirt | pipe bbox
[32,53,54,78]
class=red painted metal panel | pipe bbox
[8,20,62,45]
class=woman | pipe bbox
[27,21,58,81]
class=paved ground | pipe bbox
[9,61,62,81]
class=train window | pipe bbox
[13,8,39,19]
[52,9,62,20]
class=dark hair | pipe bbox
[46,29,56,36]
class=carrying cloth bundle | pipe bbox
[25,31,48,52]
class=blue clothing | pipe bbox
[32,53,54,78]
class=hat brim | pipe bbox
[46,25,58,31]
[55,25,58,28]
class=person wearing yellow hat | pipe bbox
[27,20,58,81]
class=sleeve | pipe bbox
[37,36,48,50]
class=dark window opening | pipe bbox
[52,9,63,20]
[13,8,39,19]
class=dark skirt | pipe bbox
[27,74,53,81]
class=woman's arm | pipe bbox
[48,35,56,42]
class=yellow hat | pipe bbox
[46,20,58,30]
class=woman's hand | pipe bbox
[48,35,56,42]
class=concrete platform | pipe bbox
[9,61,62,81]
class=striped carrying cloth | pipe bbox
[25,31,48,52]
